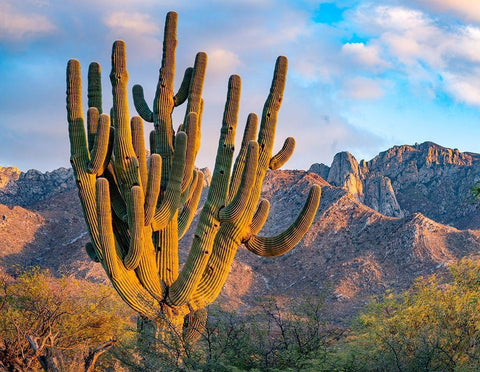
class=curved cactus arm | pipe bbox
[123,185,145,270]
[103,166,128,222]
[244,185,321,257]
[89,113,112,175]
[181,112,199,193]
[178,170,204,239]
[227,113,258,203]
[269,137,295,170]
[168,75,241,306]
[173,67,193,107]
[132,85,154,123]
[85,242,100,262]
[219,141,258,223]
[87,107,99,151]
[144,154,162,226]
[96,177,161,318]
[250,199,270,235]
[88,62,102,114]
[183,308,207,344]
[151,132,187,231]
[130,116,148,191]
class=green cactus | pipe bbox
[66,11,321,342]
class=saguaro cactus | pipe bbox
[66,11,321,342]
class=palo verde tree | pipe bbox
[66,11,320,343]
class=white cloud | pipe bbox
[0,3,56,41]
[342,77,384,100]
[206,49,241,76]
[104,12,159,36]
[443,70,480,106]
[412,0,480,23]
[342,42,389,69]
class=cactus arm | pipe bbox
[132,85,154,122]
[88,62,102,114]
[228,113,258,203]
[250,199,270,235]
[178,170,204,239]
[183,308,207,344]
[183,53,207,125]
[144,154,162,226]
[173,67,193,107]
[130,116,148,192]
[123,185,145,270]
[151,132,187,231]
[96,177,160,317]
[168,75,241,306]
[89,114,112,175]
[87,107,99,151]
[269,137,295,170]
[244,185,321,256]
[181,112,199,193]
[149,130,157,154]
[153,11,177,180]
[219,141,258,223]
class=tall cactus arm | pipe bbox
[132,85,154,122]
[151,132,187,231]
[89,113,112,175]
[130,116,148,192]
[123,185,145,270]
[88,62,102,114]
[178,170,204,239]
[244,185,321,256]
[167,75,241,306]
[250,199,270,235]
[182,53,207,128]
[181,112,199,193]
[228,113,258,203]
[152,10,177,174]
[87,107,99,151]
[174,67,193,107]
[144,154,162,226]
[219,141,258,223]
[96,178,160,318]
[269,137,295,170]
[67,59,104,261]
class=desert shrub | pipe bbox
[0,267,133,371]
[335,259,480,371]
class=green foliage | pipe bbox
[335,259,480,371]
[0,267,133,371]
[116,296,343,371]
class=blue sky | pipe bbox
[1,0,480,171]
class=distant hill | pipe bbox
[1,141,480,321]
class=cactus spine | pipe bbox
[66,11,321,342]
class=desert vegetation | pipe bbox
[2,260,480,370]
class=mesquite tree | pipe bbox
[66,11,320,343]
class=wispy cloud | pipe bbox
[0,2,56,42]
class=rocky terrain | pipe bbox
[1,141,480,321]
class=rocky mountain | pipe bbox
[1,141,480,321]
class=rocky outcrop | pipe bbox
[364,175,404,217]
[327,152,364,202]
[308,163,330,180]
[0,167,74,207]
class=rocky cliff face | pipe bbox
[1,141,480,321]
[0,167,74,207]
